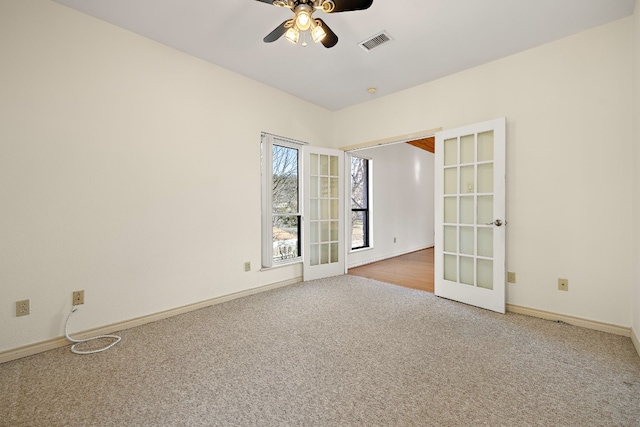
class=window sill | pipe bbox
[350,247,373,254]
[260,259,303,272]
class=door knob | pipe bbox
[485,219,503,226]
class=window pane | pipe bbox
[262,135,304,269]
[272,145,299,214]
[272,216,299,262]
[351,156,370,250]
[351,156,368,209]
[351,211,368,248]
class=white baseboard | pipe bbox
[349,246,433,269]
[632,328,640,358]
[0,277,302,365]
[506,304,632,337]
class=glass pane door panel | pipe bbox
[330,178,339,197]
[444,138,457,166]
[321,221,329,242]
[330,221,338,241]
[477,196,493,224]
[460,226,474,255]
[478,163,493,193]
[477,131,494,162]
[444,197,457,223]
[460,165,475,194]
[310,199,319,220]
[320,155,329,175]
[477,227,493,258]
[321,243,329,264]
[330,200,339,220]
[320,177,329,197]
[310,176,319,198]
[330,156,338,176]
[444,254,457,281]
[444,168,457,194]
[321,199,329,219]
[477,259,493,289]
[310,222,319,244]
[330,243,338,263]
[444,226,457,252]
[460,256,474,285]
[460,134,475,164]
[460,196,474,224]
[310,154,319,175]
[310,245,319,266]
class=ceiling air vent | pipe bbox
[359,31,393,52]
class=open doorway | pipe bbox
[345,136,436,293]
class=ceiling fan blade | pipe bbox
[264,21,289,43]
[255,0,276,4]
[329,0,373,13]
[315,19,338,48]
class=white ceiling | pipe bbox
[52,0,636,111]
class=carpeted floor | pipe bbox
[1,275,639,426]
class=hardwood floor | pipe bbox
[348,247,434,293]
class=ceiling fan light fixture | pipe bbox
[284,27,299,44]
[260,0,373,49]
[295,10,312,31]
[311,23,326,43]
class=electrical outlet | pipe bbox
[244,262,251,272]
[16,299,30,317]
[507,272,516,283]
[558,278,568,291]
[73,290,85,305]
[393,237,397,243]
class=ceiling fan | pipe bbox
[255,0,373,48]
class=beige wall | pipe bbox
[334,17,634,327]
[1,0,637,354]
[632,1,640,346]
[0,0,332,352]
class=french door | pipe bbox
[303,146,345,281]
[434,118,506,313]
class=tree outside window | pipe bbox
[351,156,369,249]
[272,144,300,261]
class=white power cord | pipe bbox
[64,307,121,355]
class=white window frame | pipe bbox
[261,133,307,268]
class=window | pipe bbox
[351,155,370,250]
[261,134,304,267]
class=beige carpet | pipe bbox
[1,275,639,426]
